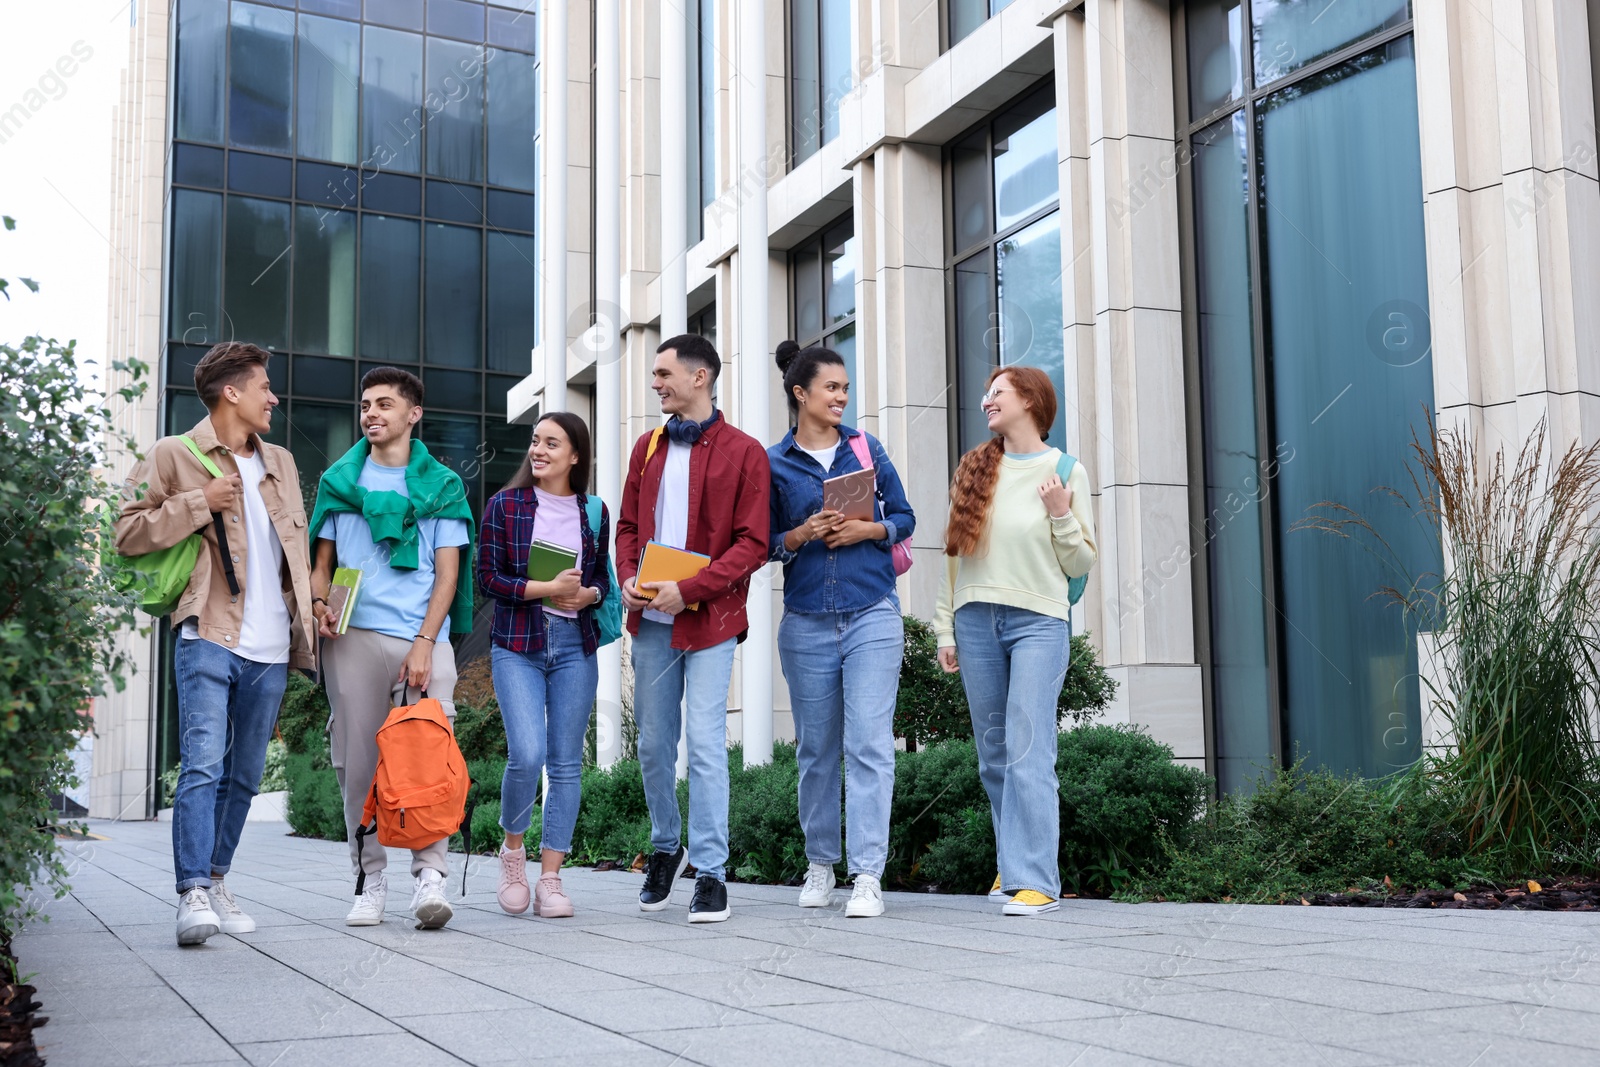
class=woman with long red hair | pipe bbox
[933,366,1098,915]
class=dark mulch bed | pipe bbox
[1304,878,1600,911]
[0,930,47,1067]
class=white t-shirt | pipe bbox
[798,442,839,472]
[183,449,291,663]
[644,437,693,625]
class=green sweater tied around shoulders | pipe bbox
[309,439,476,636]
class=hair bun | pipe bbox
[774,339,801,374]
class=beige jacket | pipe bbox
[114,416,317,670]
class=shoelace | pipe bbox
[183,889,212,912]
[645,852,670,886]
[210,881,241,915]
[852,877,880,898]
[804,867,831,893]
[501,852,529,888]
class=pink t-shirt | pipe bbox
[532,486,584,618]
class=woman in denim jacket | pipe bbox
[767,341,915,918]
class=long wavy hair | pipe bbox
[502,411,592,495]
[944,366,1058,557]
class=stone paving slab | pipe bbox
[15,820,1600,1067]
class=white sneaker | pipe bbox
[846,873,885,918]
[797,862,836,908]
[176,887,220,946]
[410,869,453,930]
[345,873,387,927]
[207,877,256,934]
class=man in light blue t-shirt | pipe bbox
[309,367,472,931]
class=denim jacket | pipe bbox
[767,425,915,614]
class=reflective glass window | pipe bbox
[951,128,990,255]
[487,49,537,191]
[293,205,357,356]
[424,368,481,411]
[288,399,359,476]
[819,0,850,146]
[292,355,356,400]
[992,90,1058,233]
[222,196,291,350]
[360,214,420,359]
[362,26,424,174]
[426,37,486,182]
[424,222,482,366]
[953,253,995,454]
[486,188,536,231]
[824,220,856,325]
[174,143,225,188]
[996,212,1066,451]
[300,0,361,18]
[297,14,360,164]
[1187,0,1244,119]
[487,7,537,52]
[427,0,485,41]
[487,231,537,372]
[790,0,821,163]
[228,151,293,197]
[365,0,424,31]
[175,0,226,143]
[949,0,1017,48]
[228,3,294,153]
[1252,0,1409,85]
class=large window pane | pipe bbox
[169,190,223,344]
[486,49,537,191]
[296,14,360,163]
[363,27,424,174]
[949,0,1017,49]
[223,196,291,350]
[425,222,482,366]
[992,90,1058,233]
[229,3,294,153]
[1192,112,1272,793]
[793,245,822,339]
[1258,37,1436,778]
[951,128,990,255]
[824,220,856,324]
[1187,0,1244,120]
[953,252,996,454]
[293,206,357,355]
[360,214,420,359]
[996,211,1066,450]
[175,0,226,143]
[698,0,715,215]
[826,321,857,428]
[287,399,358,487]
[487,231,536,372]
[426,37,486,182]
[819,0,850,145]
[420,413,484,519]
[790,0,821,163]
[1252,0,1409,86]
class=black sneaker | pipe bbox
[639,846,688,912]
[688,874,730,923]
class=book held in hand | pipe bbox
[636,541,711,611]
[822,467,876,522]
[326,567,362,635]
[526,539,579,607]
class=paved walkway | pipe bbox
[16,820,1600,1066]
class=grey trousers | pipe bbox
[323,626,459,881]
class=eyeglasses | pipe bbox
[982,387,1010,405]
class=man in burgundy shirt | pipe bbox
[617,334,770,923]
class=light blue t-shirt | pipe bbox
[319,458,471,642]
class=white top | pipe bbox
[185,449,291,663]
[798,442,839,472]
[644,436,693,625]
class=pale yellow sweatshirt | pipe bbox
[933,449,1098,647]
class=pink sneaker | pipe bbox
[496,846,530,914]
[534,872,573,918]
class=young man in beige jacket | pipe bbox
[115,342,316,946]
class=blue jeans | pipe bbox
[631,620,737,881]
[778,596,903,877]
[171,637,288,894]
[953,603,1070,898]
[491,617,599,853]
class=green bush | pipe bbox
[1,319,142,925]
[161,737,290,806]
[887,737,988,884]
[727,744,809,883]
[568,758,654,866]
[283,751,346,841]
[275,672,330,756]
[896,616,1120,748]
[454,695,508,762]
[1127,761,1476,903]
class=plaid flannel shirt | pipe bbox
[477,486,611,655]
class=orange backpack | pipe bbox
[353,690,473,895]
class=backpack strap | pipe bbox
[643,425,667,467]
[1055,450,1087,608]
[179,435,240,598]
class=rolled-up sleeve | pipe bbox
[476,494,527,604]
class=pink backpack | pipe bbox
[847,434,913,576]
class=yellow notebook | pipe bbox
[637,541,711,611]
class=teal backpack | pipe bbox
[1056,451,1088,607]
[582,496,622,646]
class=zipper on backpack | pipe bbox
[400,809,406,828]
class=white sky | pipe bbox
[0,1,136,391]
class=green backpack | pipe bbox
[582,495,622,646]
[1056,451,1088,607]
[115,435,235,617]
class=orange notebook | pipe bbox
[637,541,712,611]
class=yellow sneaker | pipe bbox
[987,874,1012,903]
[1002,889,1060,916]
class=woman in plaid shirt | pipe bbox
[477,412,611,919]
